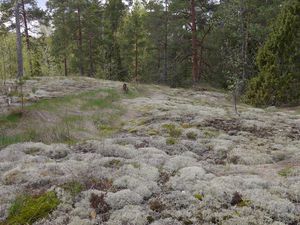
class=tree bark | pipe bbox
[64,56,68,77]
[21,0,33,75]
[15,1,23,79]
[88,34,94,77]
[191,0,199,84]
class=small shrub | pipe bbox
[5,191,60,225]
[230,192,251,207]
[146,216,155,224]
[149,198,165,213]
[166,137,176,145]
[32,87,37,94]
[186,131,197,140]
[162,124,182,138]
[90,193,111,222]
[84,178,116,192]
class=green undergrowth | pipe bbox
[162,124,182,138]
[61,181,84,197]
[278,167,294,177]
[2,191,60,225]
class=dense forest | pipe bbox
[0,0,299,106]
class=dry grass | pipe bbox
[0,87,141,149]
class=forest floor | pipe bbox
[0,77,299,225]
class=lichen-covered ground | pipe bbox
[0,77,300,225]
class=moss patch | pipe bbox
[194,193,203,201]
[278,167,293,177]
[166,137,177,145]
[186,131,197,140]
[4,191,60,225]
[61,181,84,197]
[162,124,182,138]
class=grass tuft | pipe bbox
[166,137,177,145]
[4,191,60,225]
[194,193,203,201]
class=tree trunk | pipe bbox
[21,0,33,76]
[15,1,23,79]
[89,34,94,77]
[77,6,84,76]
[191,0,199,84]
[64,56,68,77]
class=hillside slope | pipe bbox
[0,77,300,225]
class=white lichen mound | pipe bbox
[0,77,299,225]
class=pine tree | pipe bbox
[244,0,300,106]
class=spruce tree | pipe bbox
[244,0,300,106]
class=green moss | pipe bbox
[186,131,197,140]
[24,147,41,155]
[194,193,203,201]
[131,162,141,169]
[162,124,182,138]
[61,181,84,197]
[5,191,60,225]
[106,159,122,168]
[98,124,119,136]
[278,167,293,177]
[166,137,177,145]
[203,129,219,138]
[148,129,159,136]
[237,199,252,207]
[129,128,138,133]
[146,216,155,224]
[181,123,192,129]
